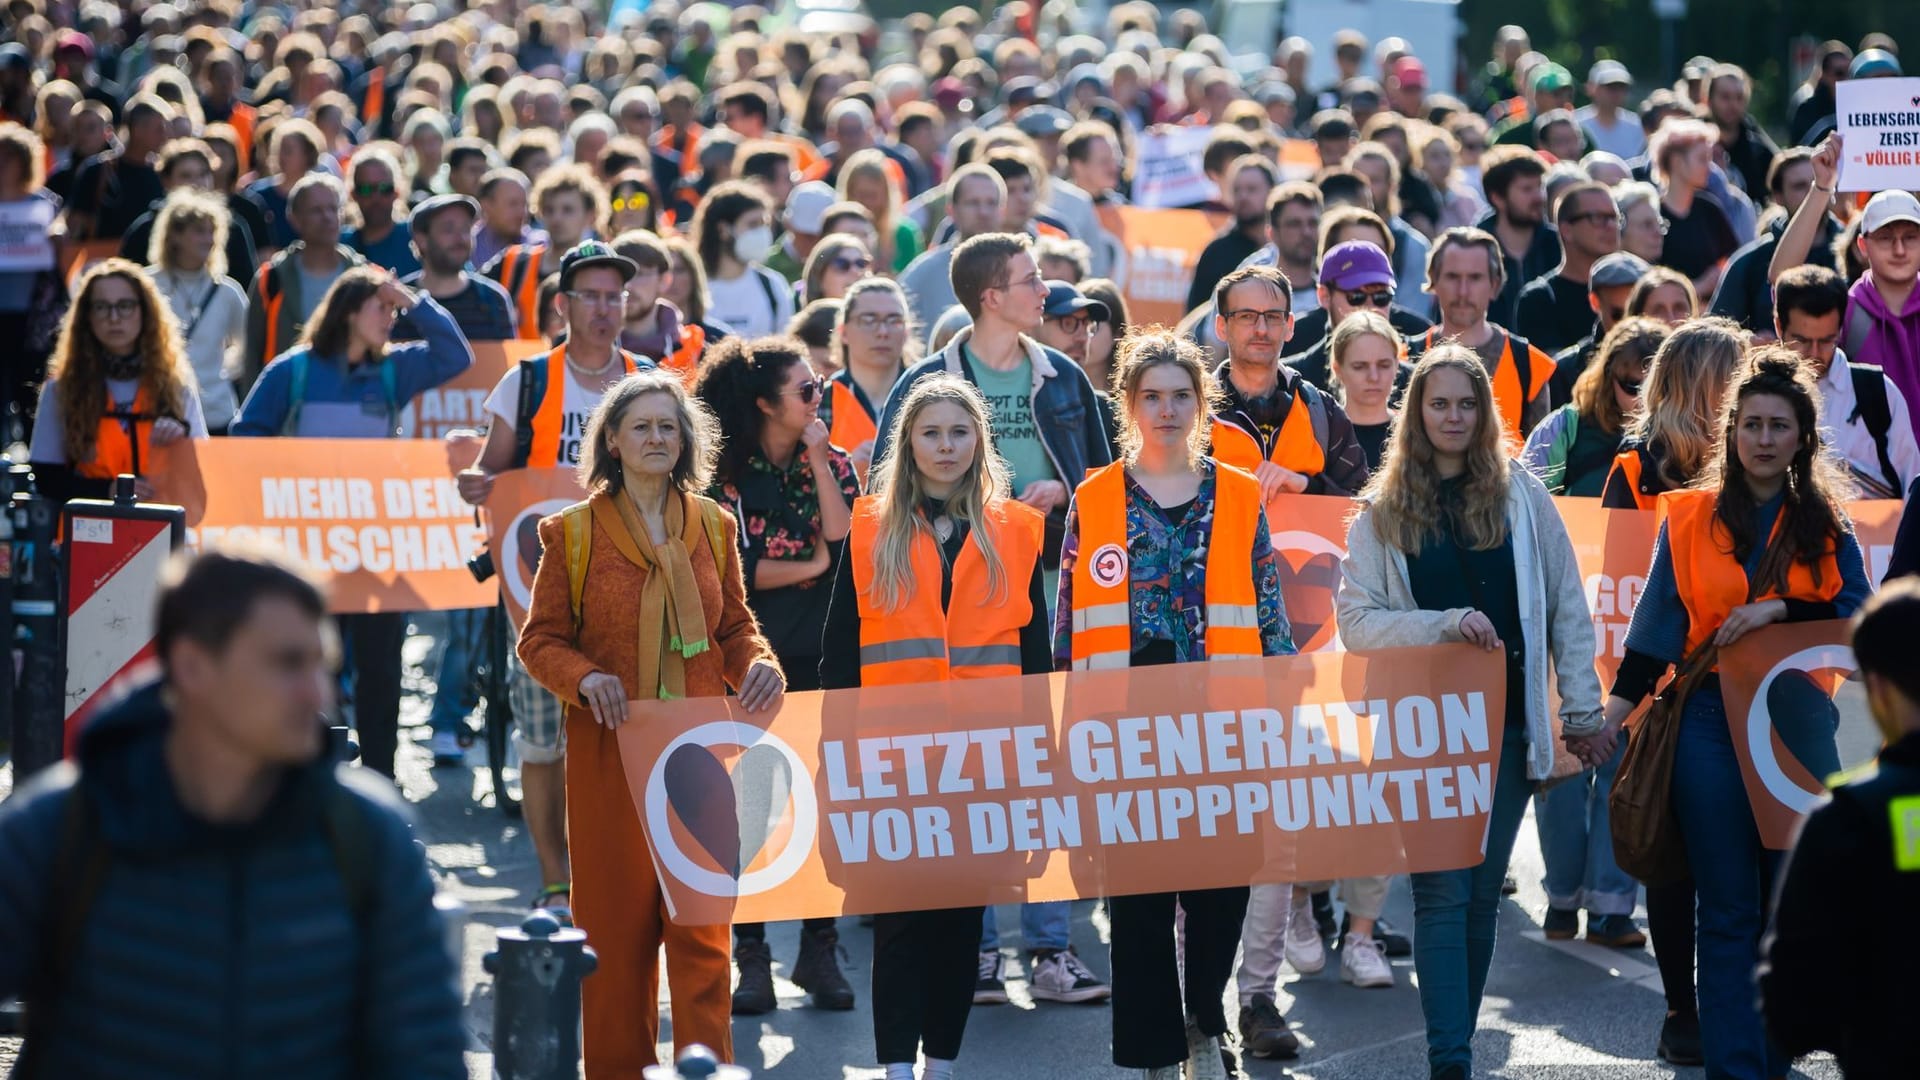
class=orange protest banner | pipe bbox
[1553,498,1660,687]
[1266,494,1361,653]
[486,467,587,629]
[1096,205,1230,328]
[1718,620,1861,849]
[616,644,1507,924]
[1849,498,1904,582]
[155,438,492,613]
[400,339,548,440]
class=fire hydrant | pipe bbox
[483,910,597,1080]
[643,1044,751,1079]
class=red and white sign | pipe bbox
[64,512,177,740]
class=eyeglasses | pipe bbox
[566,290,630,309]
[354,182,397,197]
[830,256,872,274]
[1565,211,1621,227]
[89,299,140,321]
[780,376,824,404]
[611,192,652,213]
[1224,309,1291,328]
[1049,313,1097,335]
[1340,289,1395,308]
[992,272,1048,294]
[854,313,906,331]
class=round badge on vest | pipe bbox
[1089,543,1129,588]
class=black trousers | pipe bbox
[872,906,984,1063]
[1109,886,1249,1069]
[1646,877,1698,1016]
[338,611,407,777]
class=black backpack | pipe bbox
[1846,363,1901,498]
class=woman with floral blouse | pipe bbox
[692,333,861,1015]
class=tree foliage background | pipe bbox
[1459,0,1920,133]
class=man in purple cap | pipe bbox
[1282,240,1409,394]
[1772,136,1920,439]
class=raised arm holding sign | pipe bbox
[1835,78,1920,192]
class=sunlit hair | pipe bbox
[1573,317,1669,436]
[49,259,195,465]
[1624,317,1742,490]
[864,374,1014,612]
[1110,328,1224,467]
[1361,345,1511,553]
[1327,310,1403,406]
[150,188,231,279]
[1626,266,1698,319]
[833,277,919,372]
[802,232,872,303]
[0,122,46,192]
[1698,348,1854,592]
[578,370,723,496]
[691,335,811,487]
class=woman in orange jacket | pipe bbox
[518,369,785,1079]
[818,373,1051,1080]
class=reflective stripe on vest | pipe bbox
[77,387,154,479]
[1209,392,1326,479]
[1068,460,1266,670]
[525,348,640,467]
[495,245,547,341]
[850,495,1045,685]
[1662,488,1843,657]
[1424,329,1550,448]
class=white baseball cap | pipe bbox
[1588,60,1632,86]
[1862,190,1920,235]
[784,181,837,235]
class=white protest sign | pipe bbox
[0,197,56,274]
[1132,126,1217,209]
[1836,78,1920,192]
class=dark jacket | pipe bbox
[1474,209,1562,329]
[1212,358,1373,496]
[1760,730,1920,1079]
[1283,303,1432,364]
[1721,115,1780,201]
[875,326,1112,496]
[1709,214,1841,335]
[0,683,465,1080]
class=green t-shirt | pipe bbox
[965,346,1057,493]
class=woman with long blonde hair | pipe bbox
[840,147,924,274]
[1337,346,1605,1080]
[1593,349,1868,1078]
[1057,330,1293,1079]
[1601,317,1743,509]
[30,259,204,506]
[819,374,1049,1080]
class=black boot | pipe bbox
[791,924,855,1010]
[731,938,776,1015]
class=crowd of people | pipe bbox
[2,3,1920,1079]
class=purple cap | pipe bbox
[1318,241,1395,290]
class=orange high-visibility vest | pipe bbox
[1067,460,1264,670]
[492,243,550,341]
[850,495,1044,685]
[1661,489,1842,657]
[1422,329,1553,448]
[654,322,706,383]
[76,387,154,479]
[1605,444,1662,511]
[1210,391,1326,479]
[255,262,286,362]
[827,377,880,479]
[525,348,642,467]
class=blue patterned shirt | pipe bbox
[1052,460,1295,668]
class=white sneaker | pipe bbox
[1183,1019,1228,1080]
[429,730,465,766]
[1029,948,1111,1003]
[1340,931,1395,988]
[1284,890,1326,974]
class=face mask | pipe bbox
[732,225,775,264]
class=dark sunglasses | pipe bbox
[780,376,824,404]
[1616,375,1644,396]
[354,182,397,196]
[830,256,872,274]
[1342,289,1395,308]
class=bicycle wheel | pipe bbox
[482,600,522,817]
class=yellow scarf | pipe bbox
[590,488,711,701]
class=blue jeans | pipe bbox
[427,608,485,737]
[1535,737,1637,915]
[1671,686,1788,1080]
[980,901,1072,953]
[1410,726,1533,1077]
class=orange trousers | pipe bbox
[566,713,734,1079]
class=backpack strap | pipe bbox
[1297,376,1331,453]
[283,351,310,435]
[756,267,780,325]
[562,502,591,631]
[512,357,547,470]
[1847,362,1901,496]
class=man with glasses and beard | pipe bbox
[1517,182,1624,355]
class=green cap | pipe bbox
[1531,63,1574,94]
